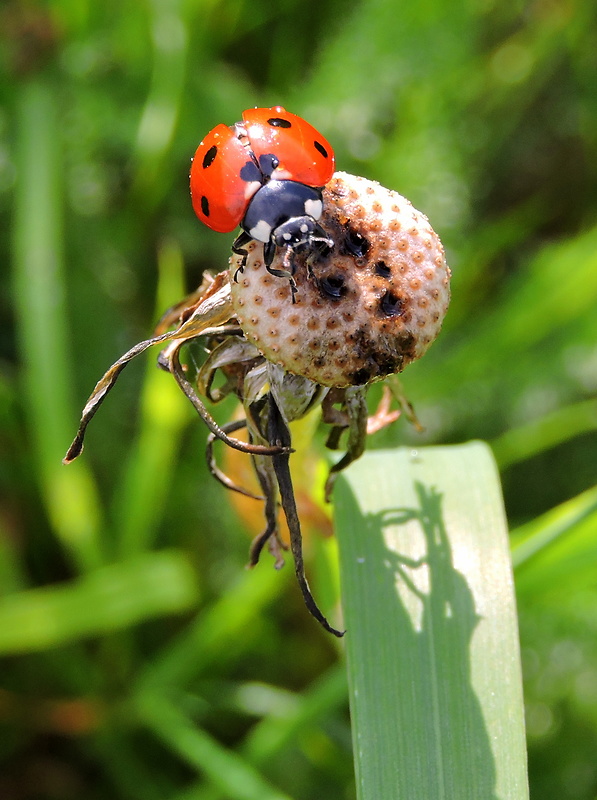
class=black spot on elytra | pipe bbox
[314,140,329,158]
[380,290,404,317]
[239,160,262,183]
[342,227,370,258]
[375,260,392,278]
[319,275,346,299]
[201,196,209,216]
[202,145,217,169]
[268,117,292,128]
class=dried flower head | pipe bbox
[64,172,450,636]
[231,171,450,388]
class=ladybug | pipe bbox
[190,106,335,297]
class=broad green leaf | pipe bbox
[334,443,528,800]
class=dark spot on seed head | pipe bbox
[314,140,329,159]
[202,145,217,169]
[201,196,209,216]
[351,367,372,385]
[318,275,346,299]
[348,328,417,386]
[342,226,370,258]
[375,260,392,278]
[380,290,404,317]
[268,117,292,128]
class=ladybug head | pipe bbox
[273,216,335,256]
[273,216,318,249]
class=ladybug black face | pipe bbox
[272,216,317,248]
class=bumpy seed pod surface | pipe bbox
[230,171,451,388]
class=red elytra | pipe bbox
[190,106,335,233]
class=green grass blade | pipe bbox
[242,663,348,765]
[165,665,349,800]
[137,693,293,800]
[490,399,597,470]
[129,0,189,212]
[334,443,528,800]
[0,550,198,654]
[11,79,104,572]
[136,565,291,691]
[114,238,190,558]
[511,485,597,601]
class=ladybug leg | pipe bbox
[312,223,335,252]
[264,244,298,303]
[262,239,277,269]
[232,231,254,280]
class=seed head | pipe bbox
[230,171,450,388]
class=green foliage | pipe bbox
[1,0,596,797]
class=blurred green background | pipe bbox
[1,0,597,797]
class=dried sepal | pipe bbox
[64,273,288,464]
[267,395,344,637]
[205,421,265,501]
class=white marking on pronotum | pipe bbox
[249,219,273,242]
[272,167,293,181]
[304,198,323,219]
[243,181,261,201]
